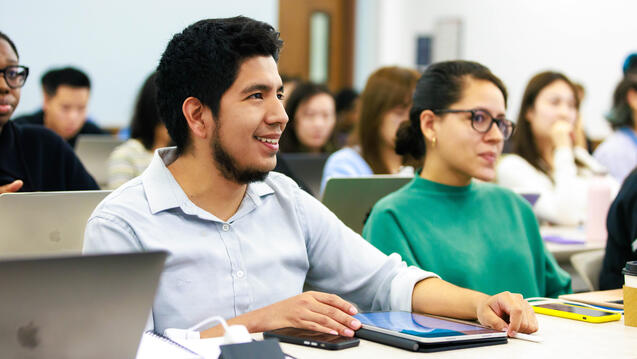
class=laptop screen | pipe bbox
[356,311,501,338]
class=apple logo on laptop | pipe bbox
[49,230,61,243]
[17,321,39,349]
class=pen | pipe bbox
[511,332,543,343]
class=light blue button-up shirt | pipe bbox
[84,148,435,333]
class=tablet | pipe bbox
[354,312,507,352]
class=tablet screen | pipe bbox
[355,311,502,339]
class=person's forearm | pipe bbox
[411,277,488,319]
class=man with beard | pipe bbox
[84,17,537,339]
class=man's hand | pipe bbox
[260,291,361,336]
[0,180,23,194]
[477,291,538,336]
[200,291,361,338]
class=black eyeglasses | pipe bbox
[0,65,29,89]
[432,109,516,140]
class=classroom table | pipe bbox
[266,314,637,359]
[541,225,605,262]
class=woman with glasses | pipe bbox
[497,71,617,225]
[363,60,571,298]
[0,31,97,193]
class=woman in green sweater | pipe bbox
[363,60,571,298]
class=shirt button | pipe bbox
[236,270,245,278]
[222,224,230,231]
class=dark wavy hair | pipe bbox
[156,16,283,155]
[129,72,162,151]
[279,82,335,153]
[606,75,637,130]
[395,60,507,161]
[41,67,90,97]
[511,71,579,177]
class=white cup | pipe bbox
[624,261,637,288]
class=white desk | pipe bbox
[541,225,606,262]
[268,315,637,358]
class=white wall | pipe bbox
[2,0,278,127]
[355,0,637,139]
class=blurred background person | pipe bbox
[107,72,171,189]
[279,82,336,153]
[13,66,105,147]
[332,88,359,148]
[280,74,301,107]
[599,167,637,289]
[593,75,637,183]
[321,66,420,193]
[623,53,637,76]
[0,31,97,193]
[497,71,616,225]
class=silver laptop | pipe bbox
[322,176,411,234]
[75,135,124,186]
[0,190,110,258]
[0,251,167,359]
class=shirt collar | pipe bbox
[142,147,275,220]
[142,147,185,214]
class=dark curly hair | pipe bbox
[156,16,283,154]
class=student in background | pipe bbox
[623,53,637,76]
[321,66,419,193]
[279,82,336,153]
[497,71,616,225]
[13,66,105,147]
[280,74,301,107]
[332,88,359,148]
[84,18,537,338]
[593,75,637,183]
[600,167,637,289]
[599,168,637,290]
[107,72,171,189]
[363,61,571,298]
[0,31,97,193]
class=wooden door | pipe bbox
[278,0,355,91]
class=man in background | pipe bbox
[0,32,97,193]
[13,67,105,147]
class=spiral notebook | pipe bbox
[137,332,202,359]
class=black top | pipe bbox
[599,169,637,289]
[0,120,99,192]
[12,109,105,148]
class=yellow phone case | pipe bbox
[532,303,621,323]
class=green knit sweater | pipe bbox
[363,175,572,298]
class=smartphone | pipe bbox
[263,327,360,350]
[532,303,621,323]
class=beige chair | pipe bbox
[570,249,605,291]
